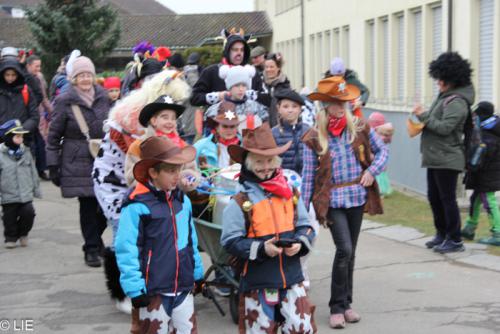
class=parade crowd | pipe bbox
[1,26,499,334]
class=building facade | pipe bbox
[256,0,499,194]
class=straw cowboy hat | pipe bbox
[308,76,360,102]
[133,136,196,184]
[206,100,243,128]
[228,123,291,163]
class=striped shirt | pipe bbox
[301,128,388,209]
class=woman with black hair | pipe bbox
[412,52,475,254]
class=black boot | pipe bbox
[85,250,101,267]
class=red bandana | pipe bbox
[156,130,186,148]
[328,115,347,137]
[110,128,135,153]
[217,135,239,147]
[259,168,293,199]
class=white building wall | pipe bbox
[256,0,500,108]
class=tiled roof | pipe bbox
[0,0,175,15]
[0,11,272,50]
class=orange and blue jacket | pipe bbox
[115,182,204,298]
[221,181,315,292]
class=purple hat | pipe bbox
[330,57,346,76]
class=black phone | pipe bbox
[274,238,298,248]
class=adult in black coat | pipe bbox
[0,60,40,143]
[47,56,109,267]
[190,29,262,107]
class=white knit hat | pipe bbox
[219,65,255,90]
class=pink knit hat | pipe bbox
[368,112,386,128]
[70,56,95,79]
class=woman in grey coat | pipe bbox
[413,52,474,254]
[47,56,109,267]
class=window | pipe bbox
[382,17,390,99]
[478,0,494,101]
[367,21,376,99]
[413,10,423,101]
[342,26,350,67]
[432,5,442,97]
[317,32,323,81]
[309,34,315,87]
[397,14,405,101]
[333,28,340,57]
[325,30,332,72]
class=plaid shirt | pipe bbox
[301,128,388,209]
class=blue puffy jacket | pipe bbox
[272,120,310,174]
[115,183,204,298]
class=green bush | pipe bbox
[181,45,223,67]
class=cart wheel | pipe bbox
[229,288,239,324]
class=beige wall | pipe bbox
[258,0,500,109]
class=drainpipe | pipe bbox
[447,0,453,51]
[301,0,305,87]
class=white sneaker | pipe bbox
[116,297,132,314]
[4,241,16,249]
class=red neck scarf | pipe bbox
[259,168,293,199]
[110,128,135,153]
[328,115,347,137]
[217,135,239,147]
[156,130,186,148]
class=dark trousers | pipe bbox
[427,168,462,242]
[2,202,35,242]
[34,129,47,173]
[78,197,107,253]
[327,206,364,314]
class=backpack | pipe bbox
[22,84,29,106]
[444,94,482,170]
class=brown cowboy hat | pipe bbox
[228,123,292,163]
[206,100,243,129]
[308,76,360,102]
[133,136,196,184]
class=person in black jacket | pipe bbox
[462,101,500,246]
[190,28,262,108]
[0,60,40,145]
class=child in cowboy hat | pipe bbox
[194,100,243,171]
[0,119,41,248]
[221,123,317,333]
[302,75,388,329]
[115,136,204,334]
[124,94,197,187]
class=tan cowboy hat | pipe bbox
[206,100,243,129]
[308,76,360,102]
[228,123,292,163]
[133,136,196,184]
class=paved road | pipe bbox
[0,182,499,333]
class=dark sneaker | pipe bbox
[461,224,476,240]
[433,239,465,254]
[425,235,445,249]
[85,251,102,267]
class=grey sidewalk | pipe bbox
[0,182,499,333]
